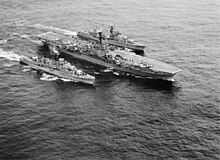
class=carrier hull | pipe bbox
[57,48,179,81]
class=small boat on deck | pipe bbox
[20,56,95,85]
[77,25,146,53]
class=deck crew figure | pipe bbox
[96,28,103,45]
[110,24,115,39]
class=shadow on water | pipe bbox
[55,78,96,88]
[128,77,181,92]
[36,44,49,56]
[94,72,181,93]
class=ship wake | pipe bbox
[0,48,23,62]
[40,73,73,82]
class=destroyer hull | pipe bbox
[107,40,145,52]
[58,48,177,81]
[20,57,95,85]
[77,31,145,52]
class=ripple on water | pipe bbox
[0,0,220,159]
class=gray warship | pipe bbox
[37,31,181,81]
[20,56,95,85]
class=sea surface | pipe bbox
[0,0,219,159]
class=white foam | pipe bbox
[94,72,100,74]
[103,68,113,72]
[40,73,59,81]
[113,72,120,76]
[134,75,143,78]
[0,48,22,61]
[11,32,20,36]
[22,68,31,72]
[23,65,31,68]
[29,39,43,45]
[30,24,77,36]
[20,34,29,38]
[2,63,15,67]
[0,39,8,45]
[40,72,74,82]
[60,78,73,82]
[14,20,30,27]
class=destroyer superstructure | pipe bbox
[20,56,95,85]
[77,25,146,53]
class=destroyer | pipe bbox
[20,56,95,85]
[77,25,146,53]
[37,32,181,81]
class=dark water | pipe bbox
[0,0,220,159]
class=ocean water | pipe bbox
[0,0,219,159]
